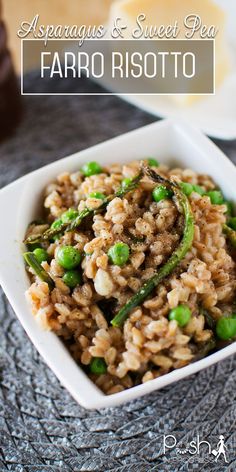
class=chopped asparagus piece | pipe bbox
[24,252,54,291]
[201,308,216,330]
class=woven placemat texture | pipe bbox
[0,73,236,472]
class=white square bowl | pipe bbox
[0,119,236,409]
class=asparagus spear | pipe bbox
[223,224,236,249]
[24,171,143,245]
[25,220,69,245]
[111,166,195,327]
[24,252,55,291]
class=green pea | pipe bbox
[168,304,191,327]
[81,161,102,177]
[147,158,159,167]
[108,242,130,266]
[90,357,107,375]
[152,185,173,202]
[192,184,205,196]
[33,248,49,264]
[56,246,82,270]
[206,190,224,205]
[180,182,194,197]
[216,317,236,340]
[61,208,79,223]
[228,217,236,231]
[121,177,132,188]
[62,270,82,288]
[89,192,106,200]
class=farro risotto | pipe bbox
[23,158,236,395]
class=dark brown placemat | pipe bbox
[0,73,236,472]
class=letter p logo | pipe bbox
[163,434,177,454]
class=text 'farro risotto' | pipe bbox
[24,158,236,394]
